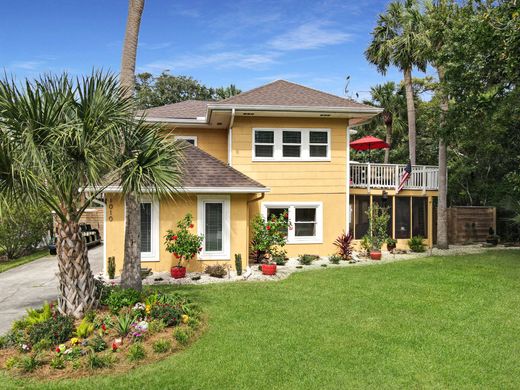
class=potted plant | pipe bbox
[386,237,397,253]
[164,213,204,279]
[250,212,291,275]
[367,204,390,260]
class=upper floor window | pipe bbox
[252,128,330,161]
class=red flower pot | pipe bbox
[261,264,277,276]
[370,250,382,260]
[171,266,186,279]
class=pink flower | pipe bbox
[112,343,118,352]
[101,324,106,331]
[172,235,178,240]
[189,224,194,229]
[56,347,60,353]
[266,226,271,231]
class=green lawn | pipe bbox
[4,250,520,389]
[0,250,48,273]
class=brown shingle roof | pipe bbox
[143,100,211,119]
[214,80,371,109]
[180,142,266,190]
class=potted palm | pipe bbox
[250,212,291,275]
[165,213,204,278]
[367,204,390,260]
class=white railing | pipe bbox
[350,162,439,191]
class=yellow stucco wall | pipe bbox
[163,126,228,163]
[105,193,249,275]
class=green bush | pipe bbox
[19,355,41,373]
[173,328,190,345]
[90,335,107,352]
[29,314,74,345]
[298,254,319,265]
[106,287,142,314]
[150,304,182,326]
[366,204,390,250]
[408,236,426,252]
[127,343,146,361]
[50,355,66,370]
[86,352,115,370]
[329,254,342,264]
[360,235,371,255]
[148,319,166,334]
[152,339,171,353]
[25,302,52,327]
[114,311,136,337]
[76,318,95,338]
[63,347,83,361]
[187,317,200,330]
[5,357,19,369]
[32,338,53,352]
[0,335,8,349]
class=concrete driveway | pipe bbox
[0,245,103,335]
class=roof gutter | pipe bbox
[89,186,270,194]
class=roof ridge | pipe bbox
[183,143,266,188]
[278,79,368,106]
[217,79,282,104]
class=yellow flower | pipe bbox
[70,337,79,346]
[146,304,151,314]
[181,314,189,324]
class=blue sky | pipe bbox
[0,0,431,101]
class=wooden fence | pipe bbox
[448,206,496,244]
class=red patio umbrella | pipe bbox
[350,135,390,161]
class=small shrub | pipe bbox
[11,318,29,332]
[107,256,116,279]
[127,343,146,361]
[5,357,19,370]
[152,339,171,353]
[187,317,200,330]
[84,310,96,323]
[150,304,182,326]
[173,327,190,345]
[50,355,66,370]
[298,254,318,265]
[148,319,166,334]
[106,287,142,314]
[114,311,136,337]
[360,235,371,256]
[29,314,74,345]
[329,254,342,264]
[63,346,83,361]
[33,338,53,352]
[409,236,426,252]
[90,335,107,352]
[72,359,82,370]
[86,352,115,370]
[20,355,40,373]
[76,318,95,338]
[333,232,354,260]
[205,264,227,278]
[0,335,8,349]
[25,301,52,326]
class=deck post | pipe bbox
[422,166,427,194]
[394,165,399,192]
[367,162,371,193]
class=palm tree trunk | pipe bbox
[437,66,449,249]
[121,192,142,290]
[120,0,145,290]
[384,122,392,164]
[403,67,416,165]
[120,0,145,96]
[56,219,96,319]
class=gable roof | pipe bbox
[141,100,212,120]
[214,80,370,109]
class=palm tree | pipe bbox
[370,82,406,163]
[0,73,132,318]
[365,0,428,165]
[120,0,146,290]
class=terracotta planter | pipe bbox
[261,264,277,276]
[170,266,186,279]
[370,250,382,260]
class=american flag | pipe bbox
[397,161,412,193]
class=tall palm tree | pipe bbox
[365,0,428,165]
[0,73,132,318]
[370,82,406,163]
[120,0,146,290]
[425,0,458,250]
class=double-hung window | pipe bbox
[139,199,159,261]
[263,202,323,244]
[252,128,330,161]
[197,195,230,260]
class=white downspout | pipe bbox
[346,127,358,235]
[228,108,236,166]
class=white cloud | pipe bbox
[141,51,279,72]
[9,60,46,70]
[269,21,352,51]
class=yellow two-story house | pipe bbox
[103,80,439,274]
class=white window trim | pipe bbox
[197,195,231,260]
[262,201,323,244]
[252,128,331,162]
[175,135,198,146]
[139,198,160,262]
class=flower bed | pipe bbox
[0,286,203,380]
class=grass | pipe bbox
[3,250,520,389]
[0,250,48,273]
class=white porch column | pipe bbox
[346,127,356,234]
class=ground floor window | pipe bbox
[197,195,230,260]
[263,202,323,244]
[373,195,393,237]
[412,197,428,237]
[139,199,159,261]
[354,196,370,239]
[395,197,411,239]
